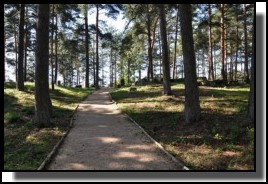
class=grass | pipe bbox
[4,82,94,170]
[111,83,254,170]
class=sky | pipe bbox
[5,7,127,85]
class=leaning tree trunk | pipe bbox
[178,4,200,123]
[158,4,172,96]
[34,4,52,127]
[17,4,25,91]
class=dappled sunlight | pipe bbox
[68,163,89,170]
[25,128,64,145]
[96,136,121,144]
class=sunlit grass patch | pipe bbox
[111,83,254,170]
[4,82,94,170]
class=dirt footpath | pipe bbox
[48,88,183,170]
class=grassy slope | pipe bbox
[111,83,254,170]
[4,82,94,170]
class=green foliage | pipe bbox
[5,112,21,123]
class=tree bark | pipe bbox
[146,4,153,81]
[173,6,179,80]
[220,4,226,82]
[235,4,239,81]
[95,5,100,89]
[243,4,249,83]
[24,5,28,82]
[248,17,254,122]
[34,4,52,127]
[54,14,58,84]
[178,4,200,123]
[50,4,54,91]
[159,5,172,96]
[208,4,214,80]
[14,24,18,83]
[85,5,89,88]
[17,4,25,91]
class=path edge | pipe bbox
[108,90,190,170]
[37,104,80,170]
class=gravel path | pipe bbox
[48,88,182,170]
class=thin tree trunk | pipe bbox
[34,4,52,127]
[243,4,249,83]
[110,48,113,87]
[220,4,226,82]
[114,52,117,87]
[54,14,58,84]
[235,4,239,81]
[95,5,99,89]
[4,28,6,82]
[85,5,89,88]
[178,4,200,123]
[158,29,162,78]
[147,4,153,81]
[248,18,254,122]
[208,4,214,80]
[159,5,172,96]
[14,24,18,83]
[50,4,54,91]
[24,5,28,82]
[173,6,179,80]
[17,4,25,91]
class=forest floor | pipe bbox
[48,88,182,170]
[4,82,94,170]
[111,83,254,170]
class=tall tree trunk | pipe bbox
[208,4,214,80]
[173,6,179,80]
[35,4,52,127]
[248,18,254,122]
[4,26,6,82]
[24,5,28,82]
[146,4,153,81]
[114,52,117,87]
[17,4,25,91]
[159,5,172,96]
[243,4,249,83]
[50,4,54,91]
[178,4,200,123]
[235,4,239,81]
[224,27,228,82]
[95,5,99,89]
[158,29,162,78]
[54,14,58,84]
[14,24,18,83]
[85,5,89,88]
[220,4,226,82]
[110,48,113,87]
[127,59,130,84]
[92,37,96,86]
